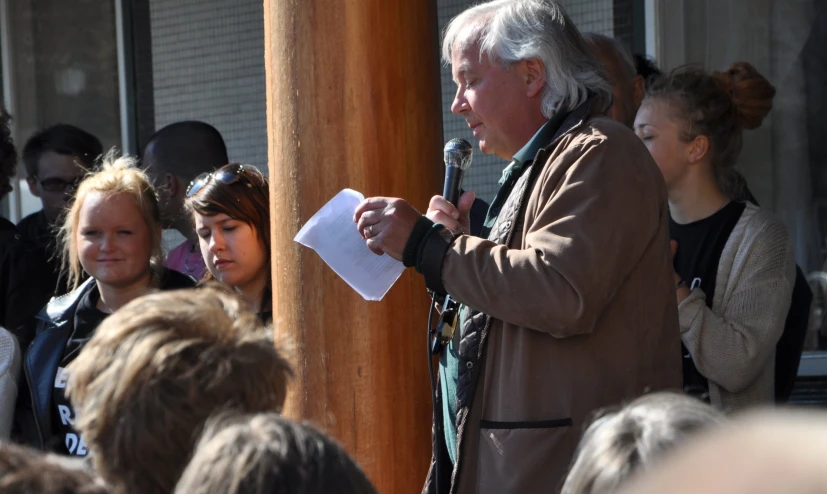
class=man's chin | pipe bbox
[477,141,510,161]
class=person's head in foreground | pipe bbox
[561,392,726,494]
[615,410,827,494]
[0,442,109,494]
[185,163,271,315]
[634,62,775,199]
[65,285,292,494]
[443,0,611,161]
[175,412,377,494]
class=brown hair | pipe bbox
[645,62,776,198]
[0,442,110,494]
[185,164,270,284]
[59,151,164,290]
[0,106,16,201]
[65,285,292,494]
[175,412,377,494]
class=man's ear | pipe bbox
[524,59,546,98]
[687,135,710,164]
[26,176,41,198]
[164,173,181,198]
[632,74,646,108]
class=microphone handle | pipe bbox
[443,165,464,207]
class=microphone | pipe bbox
[431,138,472,355]
[442,138,473,206]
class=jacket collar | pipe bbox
[37,268,197,324]
[37,277,96,324]
[540,96,601,155]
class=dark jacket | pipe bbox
[0,211,66,351]
[14,269,195,450]
[421,104,681,493]
[0,217,20,327]
[0,217,17,245]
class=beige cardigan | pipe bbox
[679,202,796,412]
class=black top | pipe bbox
[17,210,67,295]
[50,288,108,456]
[0,216,17,244]
[670,200,746,400]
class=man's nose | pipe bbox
[451,89,468,115]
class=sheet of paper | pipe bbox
[294,188,405,301]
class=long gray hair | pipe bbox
[442,0,612,117]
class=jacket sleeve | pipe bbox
[679,214,796,394]
[435,136,667,337]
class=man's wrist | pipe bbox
[402,216,435,268]
[416,224,459,296]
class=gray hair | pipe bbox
[561,392,726,494]
[582,32,636,82]
[442,0,612,117]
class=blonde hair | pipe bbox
[562,392,726,494]
[59,151,164,290]
[175,413,376,494]
[65,285,292,494]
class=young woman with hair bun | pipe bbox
[634,62,796,411]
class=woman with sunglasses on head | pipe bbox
[185,163,272,322]
[14,154,195,454]
[633,62,795,411]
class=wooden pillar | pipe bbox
[264,0,442,491]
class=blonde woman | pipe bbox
[14,155,194,455]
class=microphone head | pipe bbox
[443,138,473,171]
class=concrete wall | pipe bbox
[149,0,267,170]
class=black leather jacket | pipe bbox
[14,268,195,450]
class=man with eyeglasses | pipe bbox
[2,124,102,350]
[19,124,102,241]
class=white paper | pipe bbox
[294,189,405,301]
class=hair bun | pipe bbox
[713,62,776,130]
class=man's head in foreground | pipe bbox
[66,285,293,494]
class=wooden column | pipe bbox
[264,0,442,491]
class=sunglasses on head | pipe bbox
[186,163,246,197]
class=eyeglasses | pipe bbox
[38,177,83,193]
[186,163,246,197]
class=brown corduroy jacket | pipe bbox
[421,104,682,494]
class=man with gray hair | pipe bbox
[353,1,680,492]
[583,32,646,128]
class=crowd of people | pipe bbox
[0,0,815,492]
